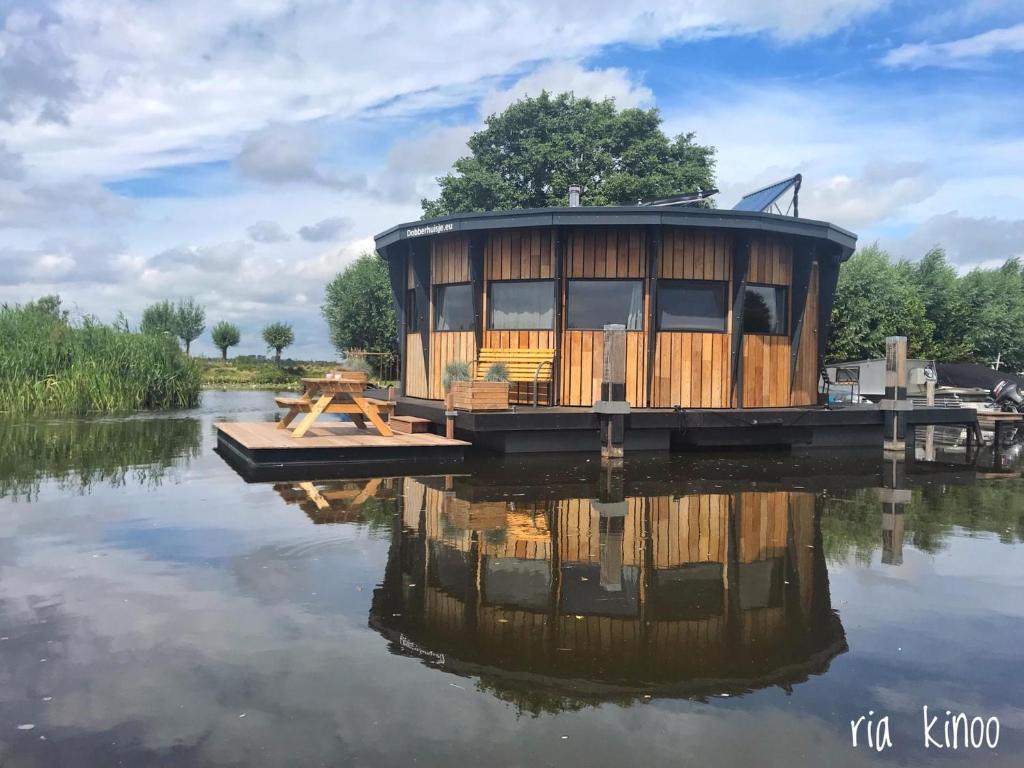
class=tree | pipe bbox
[262,322,295,364]
[322,253,398,357]
[906,248,972,361]
[140,300,177,337]
[174,298,205,355]
[827,244,932,362]
[960,258,1024,370]
[211,320,241,361]
[421,91,716,217]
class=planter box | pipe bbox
[449,381,509,411]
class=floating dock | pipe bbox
[214,421,469,480]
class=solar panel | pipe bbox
[732,174,801,215]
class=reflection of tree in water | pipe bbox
[743,291,772,332]
[0,417,201,500]
[820,482,1024,565]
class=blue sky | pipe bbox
[1,0,1022,359]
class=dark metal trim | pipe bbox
[788,244,814,395]
[469,233,485,351]
[730,238,750,407]
[375,206,857,258]
[411,241,431,388]
[645,225,659,405]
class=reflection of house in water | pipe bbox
[371,475,847,707]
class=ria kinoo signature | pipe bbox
[851,708,1000,752]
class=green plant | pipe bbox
[0,297,200,415]
[140,300,177,337]
[338,356,373,375]
[322,253,398,357]
[211,320,241,361]
[262,322,295,364]
[175,298,206,355]
[442,360,470,391]
[484,361,510,383]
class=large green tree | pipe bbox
[140,300,177,337]
[210,320,241,361]
[322,253,397,357]
[827,244,933,362]
[422,92,716,217]
[905,247,972,361]
[174,298,206,355]
[959,258,1024,370]
[262,322,295,364]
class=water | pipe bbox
[2,390,1023,766]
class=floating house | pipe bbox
[375,202,856,409]
[374,195,975,453]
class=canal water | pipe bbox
[1,390,1023,766]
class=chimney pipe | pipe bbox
[568,185,581,207]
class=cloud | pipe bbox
[802,161,939,228]
[480,61,654,118]
[148,240,253,272]
[0,238,125,286]
[888,211,1024,267]
[0,8,79,124]
[234,123,366,191]
[246,220,291,244]
[297,217,350,243]
[883,23,1024,68]
[0,142,26,180]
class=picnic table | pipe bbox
[275,377,393,438]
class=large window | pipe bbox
[488,280,555,330]
[566,280,644,330]
[657,280,727,332]
[434,283,474,331]
[742,284,788,335]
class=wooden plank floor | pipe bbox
[215,420,469,450]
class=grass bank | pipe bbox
[198,356,334,389]
[0,300,201,415]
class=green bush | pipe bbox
[0,297,201,414]
[484,361,510,382]
[442,360,470,391]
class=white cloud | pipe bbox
[887,211,1024,267]
[883,23,1024,68]
[234,123,367,191]
[480,61,654,118]
[297,216,350,243]
[0,8,79,124]
[803,161,938,229]
[246,220,291,244]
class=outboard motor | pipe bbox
[992,380,1024,412]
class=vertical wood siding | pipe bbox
[560,227,648,406]
[741,235,794,408]
[790,261,820,406]
[428,234,476,399]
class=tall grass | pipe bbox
[0,301,201,415]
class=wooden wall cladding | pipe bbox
[650,332,731,408]
[566,227,646,278]
[561,227,647,406]
[660,229,732,281]
[555,497,645,567]
[428,331,476,399]
[431,234,471,284]
[648,493,730,569]
[790,262,819,406]
[738,491,791,562]
[485,228,553,280]
[404,334,428,398]
[741,234,796,408]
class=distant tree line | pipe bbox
[829,245,1024,370]
[138,298,294,364]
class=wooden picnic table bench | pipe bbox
[275,377,393,438]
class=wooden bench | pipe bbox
[365,397,395,421]
[472,348,555,407]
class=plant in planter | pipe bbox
[329,355,372,384]
[446,360,509,411]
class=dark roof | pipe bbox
[373,205,856,259]
[937,362,1018,391]
[732,174,801,213]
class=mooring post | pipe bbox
[879,454,910,565]
[444,391,456,440]
[881,336,911,454]
[594,323,628,463]
[594,460,627,591]
[924,371,936,461]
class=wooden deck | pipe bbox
[214,420,468,480]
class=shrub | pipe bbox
[442,360,470,391]
[484,361,510,382]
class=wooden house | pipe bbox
[374,207,856,410]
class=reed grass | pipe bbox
[0,302,201,415]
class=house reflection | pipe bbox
[370,476,847,708]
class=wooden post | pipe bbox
[444,391,456,440]
[596,323,628,461]
[924,373,936,461]
[879,455,910,565]
[882,336,910,453]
